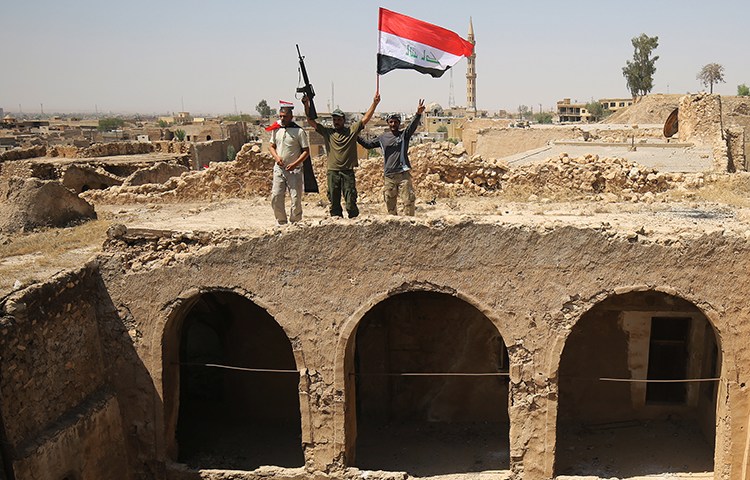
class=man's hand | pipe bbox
[373,93,381,106]
[302,95,310,108]
[417,99,425,115]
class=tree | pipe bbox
[697,63,725,93]
[738,84,750,96]
[98,117,125,131]
[585,101,608,122]
[517,105,530,120]
[533,111,553,124]
[622,34,659,99]
[256,99,273,118]
[226,144,237,161]
[173,129,186,141]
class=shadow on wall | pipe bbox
[163,291,303,471]
[555,290,720,478]
[349,291,510,476]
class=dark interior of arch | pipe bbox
[353,291,510,475]
[555,291,719,477]
[176,291,303,470]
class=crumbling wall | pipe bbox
[194,139,234,169]
[0,145,47,162]
[61,164,125,193]
[95,221,750,480]
[0,266,131,479]
[122,162,189,187]
[679,94,729,171]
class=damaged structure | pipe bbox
[0,94,749,480]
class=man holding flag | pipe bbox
[302,93,380,219]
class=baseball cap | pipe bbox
[331,108,345,118]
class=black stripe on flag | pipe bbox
[377,54,450,78]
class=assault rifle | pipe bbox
[296,44,317,120]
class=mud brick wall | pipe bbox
[0,265,130,479]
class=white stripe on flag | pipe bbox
[379,31,463,71]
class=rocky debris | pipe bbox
[80,141,715,205]
[122,162,189,187]
[103,224,246,272]
[0,177,96,233]
[82,143,274,204]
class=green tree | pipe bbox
[157,119,169,128]
[224,114,254,122]
[436,125,448,133]
[173,129,186,141]
[226,144,237,161]
[738,84,750,96]
[585,101,607,122]
[517,105,530,120]
[696,63,725,93]
[533,111,553,124]
[256,99,273,118]
[622,34,659,99]
[98,117,125,131]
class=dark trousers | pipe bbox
[327,169,359,218]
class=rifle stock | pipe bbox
[296,44,318,120]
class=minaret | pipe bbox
[466,17,477,112]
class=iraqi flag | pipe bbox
[377,8,474,78]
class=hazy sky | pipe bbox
[3,0,749,115]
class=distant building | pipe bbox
[176,112,193,125]
[557,97,635,123]
[557,98,591,123]
[601,97,634,113]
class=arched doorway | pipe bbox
[556,291,720,477]
[173,291,303,470]
[349,291,510,475]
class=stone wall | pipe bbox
[679,94,747,172]
[0,266,131,479]
[95,221,750,480]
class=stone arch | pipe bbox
[335,284,512,475]
[552,287,727,478]
[161,287,306,470]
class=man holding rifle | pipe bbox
[302,93,380,218]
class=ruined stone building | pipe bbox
[1,93,749,480]
[0,218,748,480]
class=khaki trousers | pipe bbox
[383,171,415,216]
[271,165,303,224]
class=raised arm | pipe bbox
[301,95,319,129]
[361,93,381,126]
[405,99,426,138]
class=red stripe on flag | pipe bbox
[378,8,473,58]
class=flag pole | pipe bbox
[376,73,380,95]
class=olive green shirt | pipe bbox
[315,120,364,171]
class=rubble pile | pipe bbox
[502,153,683,200]
[0,145,47,162]
[82,141,708,205]
[83,144,274,204]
